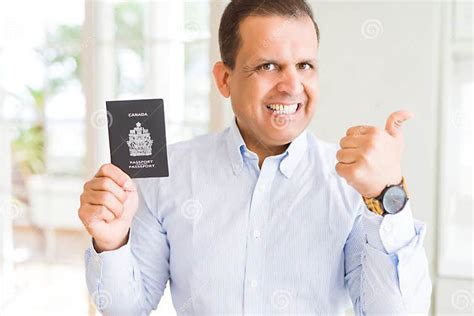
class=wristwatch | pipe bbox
[363,177,409,216]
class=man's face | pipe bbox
[227,15,319,148]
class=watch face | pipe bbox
[382,186,407,214]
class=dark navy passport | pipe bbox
[106,98,169,178]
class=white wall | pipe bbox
[309,0,440,262]
[311,0,439,261]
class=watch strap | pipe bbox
[363,195,384,215]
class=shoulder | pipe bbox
[306,131,364,215]
[165,128,233,173]
[305,131,339,174]
[168,128,227,158]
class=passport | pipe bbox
[106,98,169,178]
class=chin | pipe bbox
[265,111,310,140]
[266,127,301,145]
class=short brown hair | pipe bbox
[218,0,320,69]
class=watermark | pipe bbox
[0,197,23,220]
[451,289,474,312]
[452,109,472,133]
[91,289,113,310]
[82,36,95,49]
[2,19,25,42]
[271,289,292,311]
[90,109,113,129]
[348,125,369,136]
[270,114,292,130]
[361,19,384,40]
[185,19,201,35]
[178,279,211,313]
[181,199,203,221]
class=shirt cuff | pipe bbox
[89,228,131,255]
[86,230,134,279]
[363,201,416,254]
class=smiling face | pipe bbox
[214,15,319,155]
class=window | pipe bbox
[83,0,212,177]
[82,2,212,312]
[111,0,211,144]
[437,0,473,279]
[182,0,211,140]
[0,1,85,187]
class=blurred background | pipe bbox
[0,0,472,315]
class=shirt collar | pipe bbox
[279,128,308,178]
[225,117,308,178]
[225,118,246,175]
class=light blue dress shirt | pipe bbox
[85,118,432,315]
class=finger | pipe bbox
[85,190,124,218]
[335,162,353,178]
[385,110,414,137]
[86,177,127,204]
[80,204,115,227]
[336,148,359,164]
[89,204,116,223]
[123,178,136,193]
[339,135,367,149]
[346,125,376,136]
[95,163,131,189]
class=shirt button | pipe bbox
[253,230,261,239]
[385,236,394,247]
[250,280,258,288]
[258,184,265,192]
[383,222,393,233]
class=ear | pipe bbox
[212,61,232,98]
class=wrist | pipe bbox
[93,232,129,253]
[363,177,409,216]
[366,175,403,199]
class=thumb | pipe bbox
[123,179,136,192]
[385,110,414,138]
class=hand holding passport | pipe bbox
[106,98,169,179]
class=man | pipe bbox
[79,0,431,314]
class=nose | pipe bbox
[276,67,304,96]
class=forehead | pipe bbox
[236,15,318,65]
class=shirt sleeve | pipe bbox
[84,180,170,315]
[344,201,432,315]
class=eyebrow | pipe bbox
[251,58,318,65]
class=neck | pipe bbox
[236,120,289,168]
[253,143,289,169]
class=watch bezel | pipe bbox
[376,184,408,214]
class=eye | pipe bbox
[258,63,278,71]
[298,63,313,70]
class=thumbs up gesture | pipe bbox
[335,110,414,198]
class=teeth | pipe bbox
[266,103,299,115]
